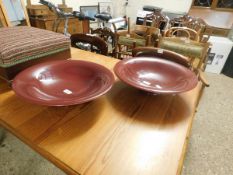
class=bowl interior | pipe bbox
[13,60,114,106]
[114,57,198,93]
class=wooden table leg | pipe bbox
[0,127,5,144]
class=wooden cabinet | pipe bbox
[30,17,90,35]
[27,5,54,17]
[27,2,90,34]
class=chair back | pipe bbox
[164,27,200,41]
[116,31,150,59]
[71,34,108,55]
[133,25,160,46]
[132,47,190,68]
[143,11,169,32]
[170,15,210,42]
[91,27,116,56]
[186,18,210,42]
[158,37,210,70]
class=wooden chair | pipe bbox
[169,15,210,43]
[143,10,169,34]
[91,27,117,57]
[114,18,151,59]
[116,31,150,59]
[158,37,210,86]
[164,27,200,42]
[186,17,210,43]
[133,25,160,46]
[132,47,190,68]
[169,14,192,27]
[71,33,108,56]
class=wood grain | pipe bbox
[0,48,202,175]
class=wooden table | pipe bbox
[0,48,203,175]
[189,8,233,29]
[189,8,233,37]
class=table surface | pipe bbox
[189,8,233,29]
[0,48,202,175]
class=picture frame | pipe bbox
[98,2,113,17]
[80,5,99,22]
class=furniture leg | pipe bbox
[0,127,6,144]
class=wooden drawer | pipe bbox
[28,9,49,16]
[54,19,84,34]
[69,21,83,34]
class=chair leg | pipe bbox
[117,44,122,59]
[198,69,210,87]
[0,127,6,144]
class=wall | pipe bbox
[25,0,192,23]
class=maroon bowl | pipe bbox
[114,57,198,94]
[12,60,115,106]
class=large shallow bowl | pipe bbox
[114,57,198,94]
[12,60,114,106]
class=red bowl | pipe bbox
[114,57,198,94]
[12,60,114,106]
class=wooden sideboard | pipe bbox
[27,3,90,34]
[30,17,90,34]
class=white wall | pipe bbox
[25,0,192,23]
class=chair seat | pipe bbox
[0,26,70,68]
[118,36,146,47]
[158,37,204,58]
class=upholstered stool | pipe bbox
[0,26,71,83]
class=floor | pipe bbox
[0,73,233,175]
[182,73,233,175]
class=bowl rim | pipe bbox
[12,59,115,106]
[114,57,198,94]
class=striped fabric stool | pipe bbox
[0,26,71,83]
